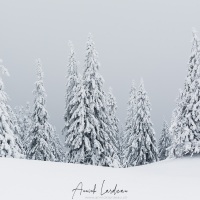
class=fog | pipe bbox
[0,0,200,140]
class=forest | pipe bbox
[0,30,199,168]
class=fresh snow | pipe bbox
[0,157,199,200]
[170,30,200,156]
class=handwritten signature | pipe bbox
[72,180,128,199]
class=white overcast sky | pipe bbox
[0,0,200,140]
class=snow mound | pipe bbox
[0,157,199,200]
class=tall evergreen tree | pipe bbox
[62,41,79,138]
[158,121,171,160]
[27,59,64,161]
[62,41,88,163]
[82,34,117,167]
[0,60,24,158]
[124,81,137,167]
[168,89,184,158]
[170,30,200,156]
[64,76,87,163]
[124,81,137,139]
[106,88,121,166]
[127,80,158,166]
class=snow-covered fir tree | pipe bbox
[15,102,32,150]
[27,59,64,162]
[127,80,158,166]
[64,76,87,163]
[62,41,88,163]
[106,87,121,165]
[123,81,137,167]
[168,89,184,158]
[158,121,171,160]
[62,41,79,138]
[82,34,118,167]
[0,60,24,158]
[170,29,200,157]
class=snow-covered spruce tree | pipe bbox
[170,29,200,157]
[27,59,64,162]
[168,89,184,158]
[62,41,79,138]
[82,34,118,167]
[123,81,137,167]
[127,80,158,166]
[62,41,87,163]
[158,121,171,160]
[0,60,24,158]
[106,88,121,165]
[64,76,88,163]
[15,102,32,150]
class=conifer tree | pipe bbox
[82,34,117,167]
[64,77,87,163]
[127,80,158,166]
[124,81,137,139]
[168,89,184,158]
[124,81,137,167]
[0,60,24,158]
[170,29,200,156]
[27,59,64,162]
[106,88,121,166]
[62,41,79,138]
[158,121,171,160]
[62,41,88,163]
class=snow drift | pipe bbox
[0,157,199,200]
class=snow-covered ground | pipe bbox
[0,157,199,200]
